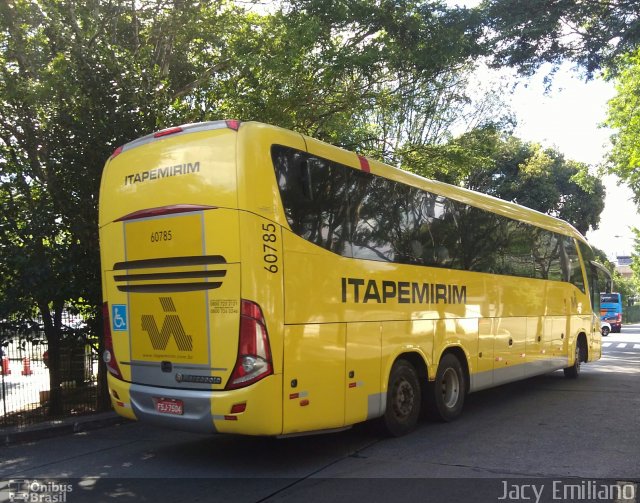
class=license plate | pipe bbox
[155,398,184,415]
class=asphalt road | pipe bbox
[1,325,639,502]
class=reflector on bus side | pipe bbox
[110,145,124,159]
[225,119,240,131]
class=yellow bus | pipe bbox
[99,120,609,437]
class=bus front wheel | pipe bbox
[382,359,421,437]
[429,353,466,422]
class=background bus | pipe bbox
[600,292,623,333]
[99,120,607,437]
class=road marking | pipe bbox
[617,343,627,348]
[635,344,640,349]
[602,342,612,347]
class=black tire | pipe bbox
[382,359,421,437]
[429,353,466,422]
[601,326,610,337]
[564,340,583,378]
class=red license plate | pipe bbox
[156,398,184,415]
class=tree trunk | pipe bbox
[40,301,64,416]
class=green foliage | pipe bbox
[409,127,605,235]
[480,0,640,77]
[605,49,640,205]
[0,0,494,323]
[630,228,640,288]
[0,0,493,414]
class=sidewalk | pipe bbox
[1,411,130,446]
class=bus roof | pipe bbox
[107,119,588,245]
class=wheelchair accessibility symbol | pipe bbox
[112,304,128,331]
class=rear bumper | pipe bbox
[108,373,283,435]
[129,383,217,433]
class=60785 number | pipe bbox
[262,223,279,273]
[151,230,172,242]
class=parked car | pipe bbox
[601,321,611,337]
[601,313,622,334]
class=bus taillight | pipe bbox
[226,300,273,390]
[102,302,123,379]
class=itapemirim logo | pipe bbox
[141,297,193,351]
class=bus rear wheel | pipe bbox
[429,353,466,422]
[564,340,583,378]
[382,359,421,437]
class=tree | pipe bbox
[0,0,132,413]
[0,0,608,420]
[412,127,605,234]
[605,49,640,205]
[0,0,238,413]
[480,0,640,78]
[176,0,496,156]
[0,0,493,415]
[630,229,640,289]
[472,1,640,206]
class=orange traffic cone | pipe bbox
[21,357,33,376]
[1,356,10,375]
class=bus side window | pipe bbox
[533,230,562,281]
[558,237,571,283]
[578,241,599,310]
[564,237,585,292]
[349,171,397,262]
[272,145,351,256]
[590,263,601,312]
[298,157,313,200]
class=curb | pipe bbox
[2,412,130,446]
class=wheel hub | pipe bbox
[393,378,415,418]
[441,368,460,409]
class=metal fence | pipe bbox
[1,324,101,428]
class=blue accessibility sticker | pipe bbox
[112,304,128,332]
